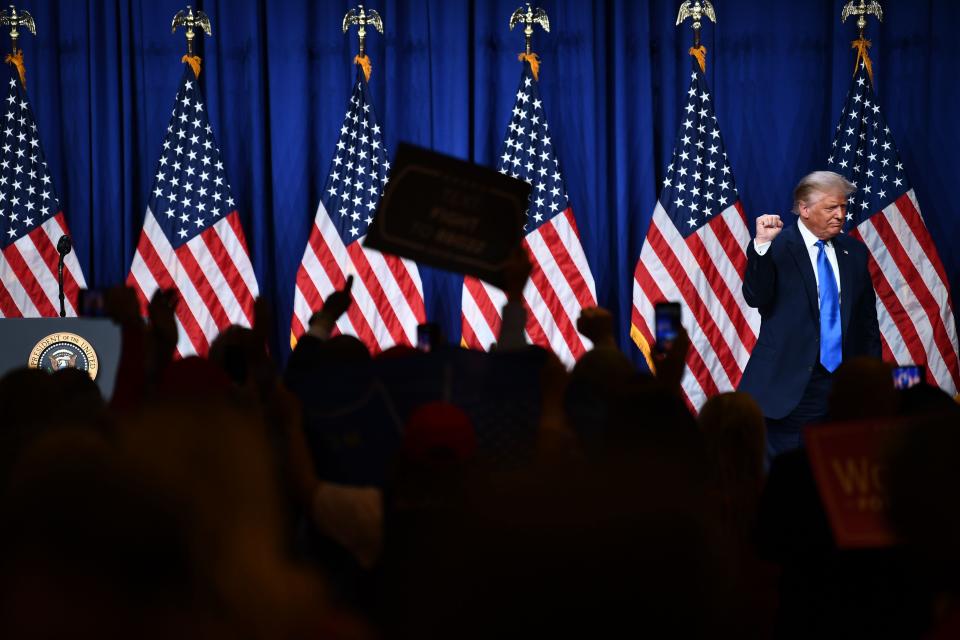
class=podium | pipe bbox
[0,318,122,398]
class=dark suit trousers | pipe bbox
[765,364,833,461]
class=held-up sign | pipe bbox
[804,420,901,549]
[364,144,531,288]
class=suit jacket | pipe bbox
[737,222,881,419]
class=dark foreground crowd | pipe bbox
[0,281,958,639]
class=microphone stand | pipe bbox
[58,252,65,317]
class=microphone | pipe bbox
[57,234,72,257]
[57,235,71,317]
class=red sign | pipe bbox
[804,420,900,549]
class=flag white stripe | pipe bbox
[857,218,954,392]
[129,249,195,358]
[653,204,746,374]
[461,286,499,350]
[15,237,72,316]
[212,216,259,298]
[143,210,219,346]
[186,234,246,326]
[550,214,597,296]
[639,235,734,392]
[316,206,397,348]
[0,248,39,316]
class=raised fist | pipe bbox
[755,214,784,244]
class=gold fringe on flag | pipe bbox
[630,325,657,375]
[182,54,202,79]
[689,45,707,74]
[355,54,372,81]
[851,37,874,85]
[5,49,26,86]
[518,52,540,81]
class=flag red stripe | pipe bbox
[32,214,81,303]
[460,313,479,349]
[293,272,325,340]
[346,243,408,347]
[382,253,425,324]
[523,238,586,360]
[0,275,22,317]
[633,257,718,398]
[521,295,551,351]
[538,212,595,309]
[894,194,952,292]
[307,228,378,349]
[686,230,754,354]
[564,208,584,240]
[849,227,929,366]
[464,277,503,345]
[725,203,750,274]
[135,236,206,355]
[200,222,255,325]
[175,244,232,331]
[647,223,741,385]
[868,213,960,380]
[3,243,58,317]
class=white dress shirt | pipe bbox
[754,220,841,307]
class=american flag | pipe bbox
[0,61,86,316]
[127,66,259,357]
[290,71,425,352]
[631,59,760,411]
[827,60,959,394]
[461,62,597,366]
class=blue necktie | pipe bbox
[816,240,842,372]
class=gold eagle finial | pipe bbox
[509,4,549,57]
[841,0,883,39]
[171,5,212,57]
[343,5,384,59]
[0,5,36,54]
[676,1,716,47]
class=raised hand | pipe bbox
[755,214,784,244]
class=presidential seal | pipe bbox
[27,332,99,380]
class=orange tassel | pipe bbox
[851,38,874,85]
[518,52,541,81]
[182,54,202,79]
[4,49,26,86]
[355,54,372,81]
[689,45,707,74]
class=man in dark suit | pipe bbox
[739,171,881,458]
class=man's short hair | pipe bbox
[792,171,856,214]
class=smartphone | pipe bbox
[654,302,682,353]
[76,288,108,317]
[417,322,440,353]
[892,364,925,390]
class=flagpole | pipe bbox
[676,1,716,74]
[171,5,211,78]
[343,5,384,82]
[841,0,883,85]
[509,4,549,81]
[0,5,35,56]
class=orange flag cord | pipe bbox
[355,54,372,81]
[182,54,202,78]
[518,52,540,81]
[689,45,707,73]
[5,49,26,86]
[852,37,874,85]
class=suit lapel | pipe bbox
[835,235,854,341]
[785,224,819,320]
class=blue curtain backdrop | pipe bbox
[16,0,959,365]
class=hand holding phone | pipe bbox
[654,302,682,354]
[76,288,108,317]
[417,322,441,353]
[892,364,925,390]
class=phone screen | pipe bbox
[77,289,107,318]
[892,365,924,390]
[654,302,682,353]
[417,323,435,352]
